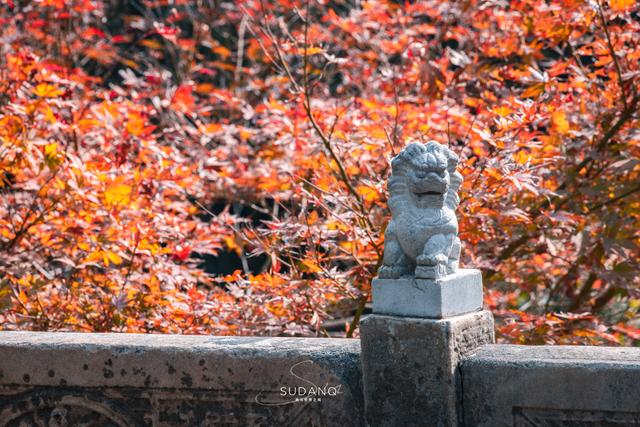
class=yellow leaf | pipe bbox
[513,150,530,165]
[85,250,103,263]
[301,259,322,273]
[38,103,57,124]
[45,142,59,157]
[223,235,241,255]
[610,0,634,11]
[297,46,324,55]
[104,183,132,206]
[139,239,160,255]
[361,99,379,110]
[105,251,123,265]
[492,106,512,117]
[551,110,570,135]
[32,83,64,98]
[333,129,346,141]
[44,142,62,167]
[339,241,355,251]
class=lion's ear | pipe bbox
[446,149,459,171]
[403,142,426,156]
[390,155,402,174]
[391,142,423,174]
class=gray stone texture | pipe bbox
[462,344,640,426]
[372,269,483,318]
[0,332,363,426]
[359,310,494,427]
[378,141,463,280]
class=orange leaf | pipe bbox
[513,150,530,165]
[357,185,379,203]
[17,290,28,305]
[203,123,223,134]
[551,110,570,135]
[492,106,512,117]
[212,45,232,57]
[610,0,634,11]
[521,83,546,99]
[126,113,145,136]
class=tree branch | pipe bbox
[597,0,628,110]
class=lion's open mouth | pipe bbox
[414,191,444,197]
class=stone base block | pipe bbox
[372,269,483,318]
[360,311,494,427]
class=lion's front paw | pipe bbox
[378,265,408,279]
[415,263,448,279]
[378,265,399,279]
[416,253,448,266]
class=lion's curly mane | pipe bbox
[387,142,462,217]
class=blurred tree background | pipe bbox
[0,0,638,344]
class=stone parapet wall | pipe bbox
[0,332,363,426]
[461,344,640,426]
[2,330,640,426]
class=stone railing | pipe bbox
[1,141,638,426]
[1,325,639,426]
[462,345,640,426]
[0,333,363,426]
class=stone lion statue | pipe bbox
[378,141,463,280]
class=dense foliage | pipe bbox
[0,0,638,344]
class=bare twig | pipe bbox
[234,15,249,85]
[121,230,141,293]
[597,1,628,109]
[588,183,640,213]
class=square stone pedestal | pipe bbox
[372,269,483,318]
[360,311,495,427]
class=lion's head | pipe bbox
[389,141,459,209]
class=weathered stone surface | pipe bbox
[378,141,463,280]
[372,268,483,318]
[462,344,640,427]
[360,310,494,427]
[0,332,363,426]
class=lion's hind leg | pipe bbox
[378,221,412,279]
[447,237,461,274]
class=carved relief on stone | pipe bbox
[0,387,337,427]
[378,141,463,280]
[0,392,134,427]
[513,407,640,426]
